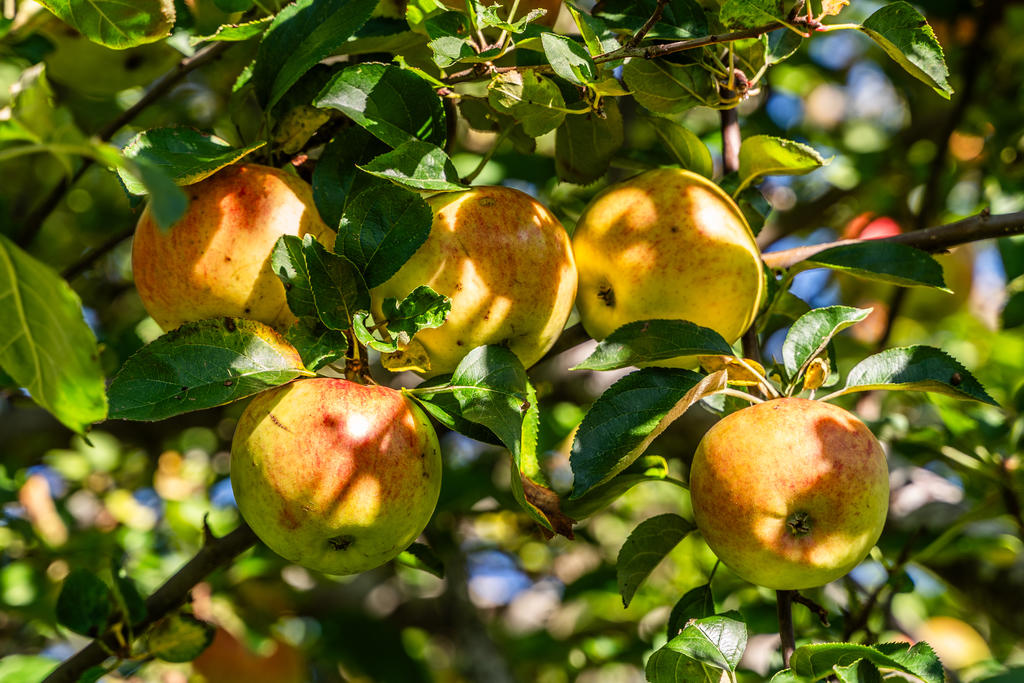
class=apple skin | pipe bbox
[572,168,764,349]
[192,627,306,683]
[370,186,577,377]
[132,164,334,332]
[230,378,441,575]
[689,398,889,590]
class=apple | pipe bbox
[230,378,442,575]
[914,616,992,671]
[192,627,306,683]
[572,168,764,350]
[370,185,577,376]
[132,164,334,332]
[689,397,889,590]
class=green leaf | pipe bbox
[56,570,112,637]
[594,0,707,40]
[284,318,349,371]
[562,456,673,520]
[107,318,310,421]
[719,0,785,29]
[826,346,997,405]
[859,2,952,99]
[359,140,467,192]
[338,184,433,288]
[789,642,943,683]
[645,647,717,682]
[833,659,883,683]
[736,135,829,194]
[145,614,215,663]
[647,118,714,179]
[314,62,447,148]
[803,242,950,290]
[408,378,504,447]
[112,573,147,627]
[303,236,371,330]
[37,0,174,49]
[1003,289,1024,329]
[667,584,715,636]
[566,3,619,55]
[0,235,107,434]
[271,235,317,319]
[617,513,695,607]
[781,306,872,381]
[487,71,567,137]
[0,655,58,683]
[381,285,452,341]
[253,0,377,108]
[663,615,748,672]
[477,4,548,32]
[555,98,623,184]
[117,128,264,194]
[396,542,445,578]
[622,59,719,116]
[423,12,476,68]
[312,128,390,229]
[573,320,734,371]
[213,0,254,10]
[570,369,726,497]
[189,16,272,45]
[449,345,530,457]
[541,33,597,85]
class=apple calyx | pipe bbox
[786,512,812,537]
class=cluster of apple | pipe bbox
[132,162,888,590]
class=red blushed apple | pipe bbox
[230,378,442,575]
[132,163,334,332]
[689,398,889,590]
[192,627,306,683]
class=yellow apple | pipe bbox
[370,185,577,376]
[132,164,334,332]
[915,616,992,671]
[230,378,442,575]
[689,398,889,590]
[572,168,764,349]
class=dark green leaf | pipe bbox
[562,456,673,520]
[487,71,567,137]
[381,285,452,341]
[338,185,433,288]
[622,59,719,116]
[409,377,504,447]
[541,33,597,85]
[573,320,734,371]
[646,647,716,682]
[56,570,112,637]
[555,99,623,184]
[859,2,952,99]
[449,345,530,457]
[570,369,724,497]
[766,28,803,64]
[359,140,467,192]
[789,642,943,683]
[303,236,371,330]
[271,235,317,319]
[117,128,264,195]
[828,346,997,405]
[595,0,707,40]
[566,3,619,55]
[190,16,272,45]
[312,129,390,229]
[112,574,146,627]
[253,0,377,108]
[315,62,447,148]
[121,156,189,230]
[719,0,785,29]
[663,616,748,672]
[736,135,829,193]
[667,584,715,636]
[0,235,107,434]
[804,242,950,290]
[396,542,445,578]
[145,614,215,663]
[284,318,349,371]
[213,0,253,10]
[647,118,714,179]
[833,659,883,683]
[107,319,310,421]
[424,12,474,68]
[1003,289,1024,329]
[781,306,872,380]
[617,513,695,607]
[37,0,173,48]
[998,235,1024,281]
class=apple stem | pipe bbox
[777,589,796,668]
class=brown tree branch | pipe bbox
[15,40,235,249]
[623,0,670,51]
[761,209,1024,271]
[43,523,258,683]
[777,589,796,668]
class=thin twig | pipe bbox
[623,0,669,51]
[792,592,830,627]
[44,523,258,683]
[777,590,796,668]
[15,41,235,248]
[761,209,1024,271]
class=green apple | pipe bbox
[230,378,442,575]
[572,168,764,348]
[689,397,889,590]
[132,164,333,332]
[370,185,577,377]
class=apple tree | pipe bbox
[1,0,1024,681]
